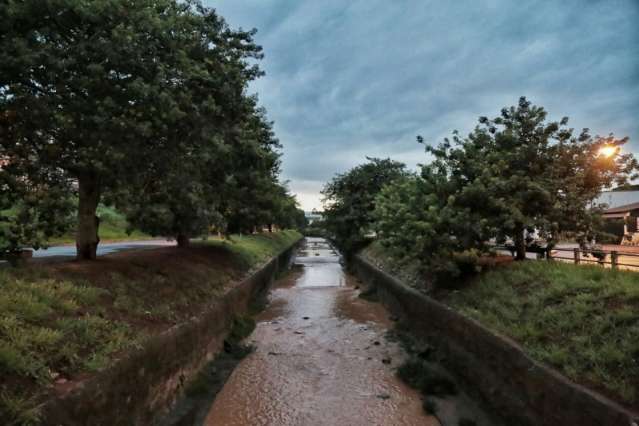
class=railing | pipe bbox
[495,245,639,271]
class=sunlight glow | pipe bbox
[598,145,617,158]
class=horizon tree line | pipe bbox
[322,97,638,284]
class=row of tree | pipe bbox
[322,97,637,282]
[0,0,305,259]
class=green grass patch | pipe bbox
[199,230,302,271]
[0,230,301,424]
[362,241,424,289]
[445,261,639,407]
[0,275,140,424]
[397,358,458,397]
[48,205,150,245]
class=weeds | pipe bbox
[397,358,457,397]
[446,261,639,406]
[423,397,438,415]
[202,230,301,271]
[0,392,41,426]
[0,230,301,424]
[227,316,256,346]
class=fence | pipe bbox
[495,245,639,271]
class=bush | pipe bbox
[321,158,407,255]
[374,175,486,289]
[397,358,457,397]
[595,231,621,244]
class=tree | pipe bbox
[269,183,307,231]
[108,7,266,247]
[0,163,74,253]
[374,166,488,287]
[0,0,262,258]
[321,157,407,254]
[424,97,637,260]
[223,105,283,235]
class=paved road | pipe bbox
[30,239,176,260]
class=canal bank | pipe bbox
[202,237,433,425]
[351,253,639,426]
[36,235,301,426]
[180,237,498,426]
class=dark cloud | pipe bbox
[208,0,639,210]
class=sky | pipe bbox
[209,0,639,211]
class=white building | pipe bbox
[595,190,639,209]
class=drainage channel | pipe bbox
[202,237,435,425]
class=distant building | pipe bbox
[596,190,639,209]
[305,210,323,225]
[599,191,639,244]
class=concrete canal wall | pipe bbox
[352,254,639,426]
[40,243,299,426]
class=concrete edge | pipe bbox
[353,253,639,426]
[39,236,302,426]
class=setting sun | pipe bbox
[599,145,617,158]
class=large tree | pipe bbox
[424,97,637,259]
[108,7,265,247]
[0,161,74,253]
[223,105,283,235]
[0,0,262,258]
[321,157,407,254]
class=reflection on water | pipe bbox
[203,237,437,426]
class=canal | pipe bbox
[203,237,436,425]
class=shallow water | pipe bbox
[203,237,438,426]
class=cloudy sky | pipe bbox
[209,0,639,211]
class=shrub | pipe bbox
[397,358,457,397]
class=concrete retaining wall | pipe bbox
[352,254,639,426]
[40,243,298,426]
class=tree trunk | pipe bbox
[76,172,101,260]
[514,225,526,261]
[177,234,189,248]
[268,224,273,233]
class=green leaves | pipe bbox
[1,1,296,253]
[369,97,637,286]
[321,158,407,255]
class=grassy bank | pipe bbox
[0,230,301,425]
[445,261,639,408]
[362,242,424,289]
[47,206,151,246]
[363,244,639,409]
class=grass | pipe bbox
[362,241,424,289]
[397,358,458,397]
[200,230,302,271]
[0,230,301,425]
[47,205,150,245]
[364,244,639,408]
[445,261,639,407]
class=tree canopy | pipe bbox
[0,0,303,257]
[371,97,638,286]
[421,97,637,259]
[321,157,407,254]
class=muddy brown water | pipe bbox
[203,237,438,426]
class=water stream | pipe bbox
[203,237,437,425]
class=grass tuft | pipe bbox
[397,358,457,397]
[201,230,301,271]
[422,397,438,415]
[0,230,301,424]
[446,261,639,406]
